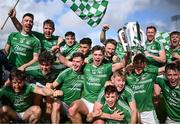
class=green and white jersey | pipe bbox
[56,68,84,105]
[83,63,112,103]
[126,66,158,112]
[102,100,131,124]
[84,51,92,59]
[86,52,121,64]
[156,77,180,122]
[33,31,58,52]
[26,62,65,85]
[86,56,110,64]
[165,45,180,63]
[85,51,93,63]
[146,40,165,67]
[0,83,35,112]
[59,41,80,59]
[115,43,126,61]
[7,32,41,67]
[97,85,135,105]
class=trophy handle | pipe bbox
[118,28,129,52]
[140,29,146,50]
[118,22,146,54]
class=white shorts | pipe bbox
[81,98,94,113]
[165,117,180,124]
[140,110,159,124]
[17,111,25,120]
[35,82,45,87]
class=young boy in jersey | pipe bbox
[46,52,85,123]
[166,31,180,63]
[126,53,159,124]
[59,31,80,59]
[154,63,180,123]
[93,85,131,124]
[78,37,92,63]
[33,19,62,52]
[25,50,66,121]
[0,69,62,123]
[92,71,137,124]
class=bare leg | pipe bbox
[89,102,104,124]
[0,112,10,123]
[51,100,62,123]
[45,96,53,122]
[93,119,105,124]
[69,112,82,124]
[1,105,18,121]
[68,100,89,124]
[23,105,41,124]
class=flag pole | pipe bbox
[1,0,20,30]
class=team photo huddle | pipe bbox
[0,8,180,124]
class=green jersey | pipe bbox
[115,43,126,61]
[59,41,80,59]
[156,77,180,122]
[26,62,65,85]
[102,100,131,124]
[0,83,35,112]
[126,66,158,112]
[33,31,58,52]
[83,63,112,103]
[86,56,110,64]
[165,45,180,63]
[7,32,41,67]
[85,51,93,63]
[146,40,165,67]
[56,68,84,105]
[97,85,135,105]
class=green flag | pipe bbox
[156,31,170,47]
[61,0,108,27]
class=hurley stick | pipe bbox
[1,0,20,30]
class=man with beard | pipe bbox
[103,39,120,63]
[4,13,41,71]
[100,24,125,63]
